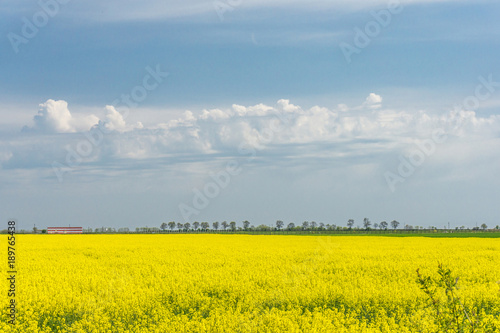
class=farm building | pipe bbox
[47,227,83,234]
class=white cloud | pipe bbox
[102,106,127,132]
[200,108,232,121]
[28,99,99,133]
[337,104,349,113]
[232,103,274,117]
[366,93,383,105]
[335,93,384,113]
[5,96,500,176]
[101,105,143,132]
[363,93,383,110]
[24,100,145,134]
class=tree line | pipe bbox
[24,219,494,234]
[158,219,405,232]
[157,219,493,233]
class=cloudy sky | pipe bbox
[1,0,499,230]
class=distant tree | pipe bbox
[213,221,219,230]
[496,225,499,230]
[347,219,355,229]
[363,218,371,229]
[302,221,310,230]
[256,225,271,231]
[160,223,167,231]
[276,220,284,230]
[193,222,200,230]
[221,221,228,231]
[243,220,250,230]
[33,226,38,234]
[481,223,488,230]
[200,222,209,230]
[310,221,317,230]
[229,221,237,231]
[168,222,176,231]
[391,220,400,230]
[319,223,325,230]
[184,222,191,231]
[287,223,295,230]
[405,224,413,230]
[379,221,388,230]
[177,222,183,231]
[373,223,379,229]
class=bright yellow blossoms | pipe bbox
[1,234,499,332]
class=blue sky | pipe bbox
[1,0,499,230]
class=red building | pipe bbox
[47,227,83,234]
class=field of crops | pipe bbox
[2,234,500,332]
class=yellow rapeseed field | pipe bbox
[1,234,499,332]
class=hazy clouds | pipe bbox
[4,94,499,176]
